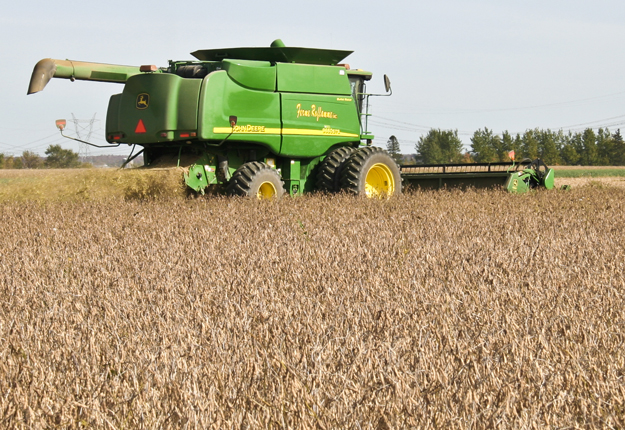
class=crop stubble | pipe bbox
[0,187,624,428]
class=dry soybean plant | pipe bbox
[0,186,624,428]
[0,168,187,202]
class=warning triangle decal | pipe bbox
[135,119,147,134]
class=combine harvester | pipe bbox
[28,39,555,198]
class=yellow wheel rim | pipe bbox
[364,163,395,197]
[257,181,277,199]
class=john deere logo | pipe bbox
[136,93,149,110]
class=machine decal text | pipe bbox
[322,126,341,135]
[296,104,338,121]
[233,124,266,133]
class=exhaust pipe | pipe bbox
[27,59,145,95]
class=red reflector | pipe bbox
[190,132,197,137]
[140,65,158,72]
[180,132,190,138]
[160,132,168,137]
[135,119,147,134]
[113,135,121,140]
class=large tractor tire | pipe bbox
[340,147,402,197]
[227,161,285,199]
[316,146,357,192]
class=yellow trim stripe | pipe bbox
[213,127,281,134]
[212,127,359,138]
[282,128,359,138]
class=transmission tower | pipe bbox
[71,113,98,162]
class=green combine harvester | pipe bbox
[28,39,555,197]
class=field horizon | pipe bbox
[1,165,625,203]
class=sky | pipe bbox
[2,0,625,157]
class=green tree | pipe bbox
[559,132,580,165]
[386,135,403,165]
[501,131,516,161]
[491,131,508,161]
[45,145,80,168]
[415,129,464,164]
[11,156,23,169]
[612,130,625,165]
[470,128,498,162]
[537,129,559,165]
[522,129,539,160]
[569,132,584,165]
[580,128,598,166]
[0,153,4,169]
[21,151,43,169]
[596,128,614,165]
[513,134,523,160]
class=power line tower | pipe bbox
[71,113,98,162]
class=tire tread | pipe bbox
[227,162,284,197]
[316,146,357,192]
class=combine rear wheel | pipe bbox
[316,146,357,192]
[340,147,402,197]
[227,161,284,199]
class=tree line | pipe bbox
[387,128,625,165]
[0,145,88,169]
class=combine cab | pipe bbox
[28,39,556,197]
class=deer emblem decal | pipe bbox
[136,93,149,109]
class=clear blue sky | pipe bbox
[2,0,625,157]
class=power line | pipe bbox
[370,112,625,138]
[553,114,625,130]
[0,132,66,155]
[377,89,625,115]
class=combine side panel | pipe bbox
[106,73,201,144]
[280,93,360,157]
[198,70,282,154]
[276,62,360,157]
[276,63,352,94]
[221,59,276,91]
[504,172,531,193]
[106,94,123,140]
[544,169,555,189]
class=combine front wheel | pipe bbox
[340,147,402,197]
[227,161,285,199]
[316,146,357,192]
